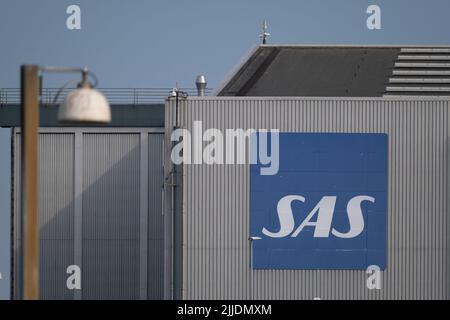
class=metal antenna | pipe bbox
[259,20,270,44]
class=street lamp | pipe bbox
[20,65,111,300]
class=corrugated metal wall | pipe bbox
[166,97,450,300]
[12,128,164,300]
[147,135,165,299]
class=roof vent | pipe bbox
[195,75,207,96]
[385,47,450,97]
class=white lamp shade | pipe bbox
[58,87,111,123]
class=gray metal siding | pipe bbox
[82,134,140,300]
[147,134,164,299]
[13,133,75,300]
[12,128,164,300]
[166,97,450,300]
[39,134,75,300]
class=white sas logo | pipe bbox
[262,195,375,239]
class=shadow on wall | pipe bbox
[13,133,164,300]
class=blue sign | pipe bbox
[250,133,388,270]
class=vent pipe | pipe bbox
[195,75,207,96]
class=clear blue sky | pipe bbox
[1,0,450,299]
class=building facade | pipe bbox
[11,127,164,299]
[4,45,450,299]
[165,96,450,299]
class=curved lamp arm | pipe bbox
[39,66,99,87]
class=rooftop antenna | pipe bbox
[259,20,270,44]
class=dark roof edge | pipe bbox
[184,96,450,101]
[0,104,165,128]
[259,44,450,48]
[213,45,259,96]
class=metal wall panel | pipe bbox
[13,133,75,300]
[147,134,164,299]
[166,97,450,300]
[39,134,75,300]
[82,133,140,300]
[0,129,11,300]
[12,128,164,300]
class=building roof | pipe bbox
[0,87,209,127]
[216,45,450,97]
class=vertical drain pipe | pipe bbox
[166,88,187,299]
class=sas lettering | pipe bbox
[262,195,375,239]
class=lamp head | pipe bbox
[58,86,111,123]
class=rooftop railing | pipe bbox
[0,87,213,106]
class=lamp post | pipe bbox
[20,65,111,300]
